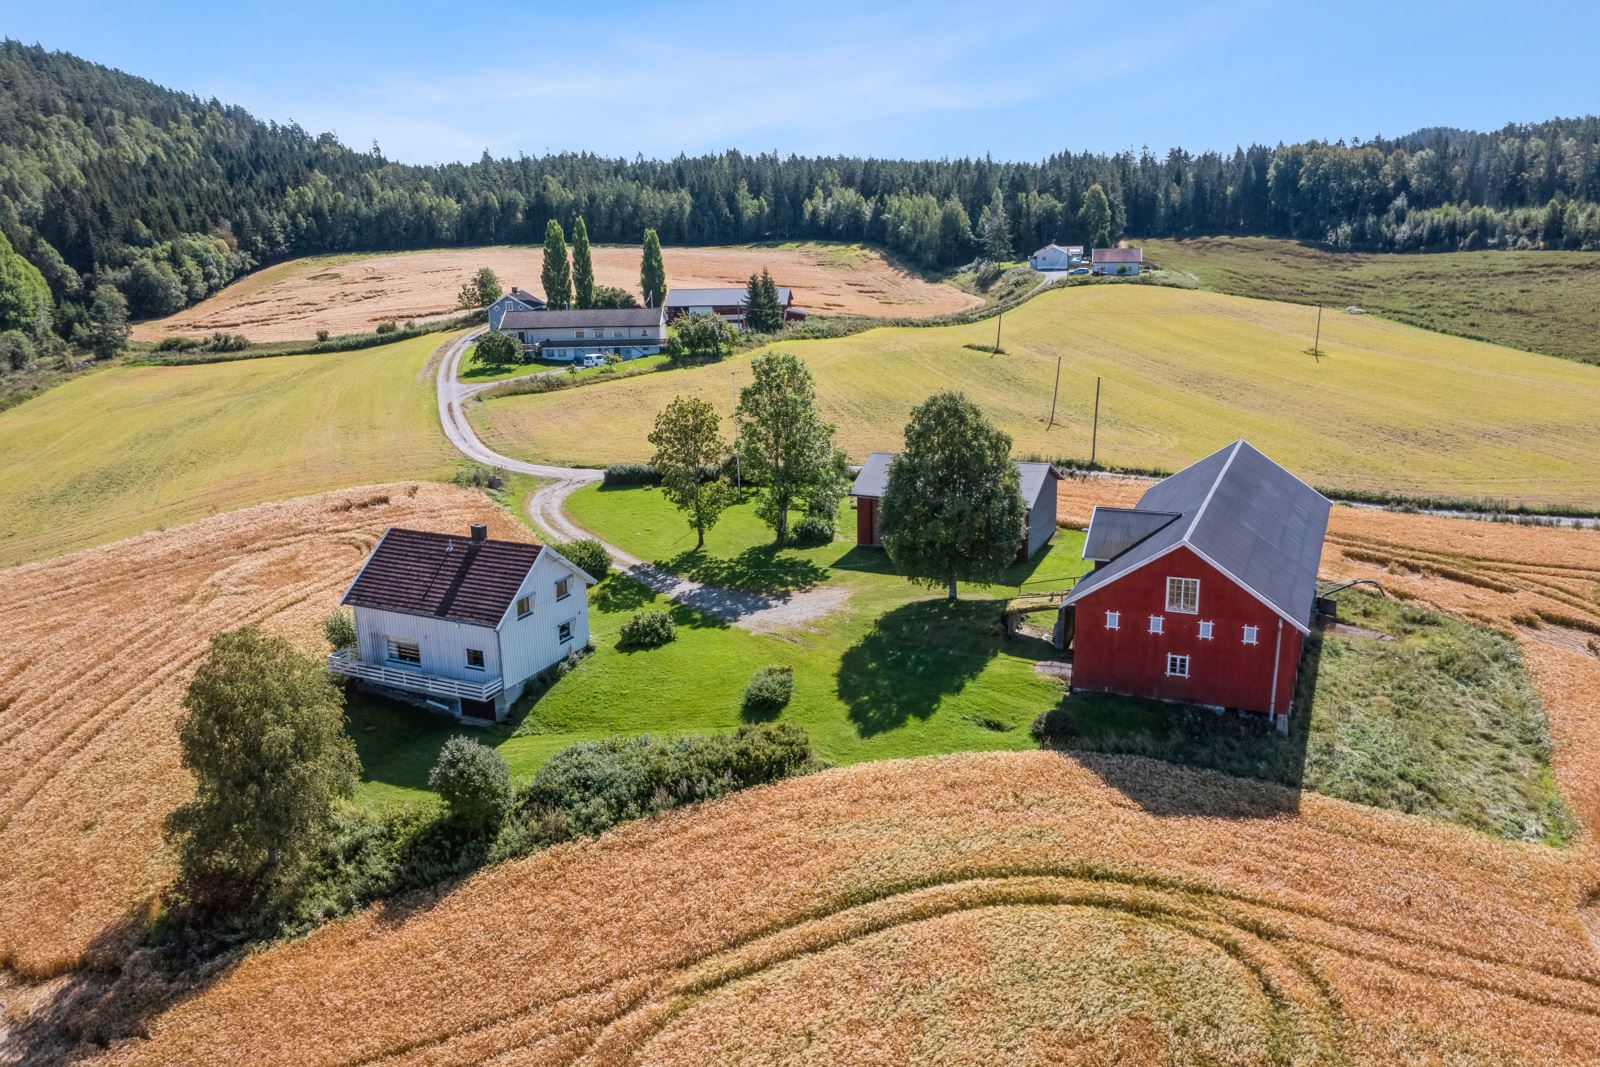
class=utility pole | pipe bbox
[993,310,1002,354]
[1311,305,1322,362]
[1089,376,1101,467]
[1046,355,1062,430]
[731,371,742,500]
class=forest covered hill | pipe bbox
[3,39,1600,347]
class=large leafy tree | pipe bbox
[744,267,783,332]
[0,230,53,340]
[165,625,358,926]
[471,330,520,368]
[880,391,1024,601]
[474,266,503,306]
[648,395,734,549]
[541,219,572,309]
[1080,183,1113,249]
[735,352,837,543]
[640,228,667,310]
[571,216,595,309]
[82,284,128,361]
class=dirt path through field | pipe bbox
[133,244,981,342]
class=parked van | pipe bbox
[579,353,607,368]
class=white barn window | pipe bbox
[1105,610,1120,630]
[1166,577,1199,614]
[1166,653,1190,678]
[1243,625,1260,645]
[1148,615,1164,634]
[1198,620,1214,640]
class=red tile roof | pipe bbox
[342,527,542,627]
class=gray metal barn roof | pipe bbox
[1065,441,1331,632]
[663,286,793,307]
[1081,507,1182,561]
[851,451,1057,509]
[498,307,664,330]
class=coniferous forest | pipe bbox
[4,39,1600,349]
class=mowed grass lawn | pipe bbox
[471,284,1600,508]
[349,484,1093,807]
[1145,235,1600,364]
[0,333,458,564]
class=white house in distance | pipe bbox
[662,286,807,328]
[1091,247,1143,275]
[1028,244,1084,271]
[848,452,1061,560]
[496,307,667,362]
[486,287,546,330]
[328,525,596,722]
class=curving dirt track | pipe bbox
[0,483,533,980]
[131,245,982,342]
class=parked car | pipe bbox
[579,353,606,368]
[1068,267,1090,275]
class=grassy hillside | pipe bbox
[473,284,1600,508]
[0,333,456,565]
[1144,236,1600,363]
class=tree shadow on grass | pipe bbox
[837,598,1005,737]
[664,545,828,597]
[591,573,656,613]
[830,545,901,577]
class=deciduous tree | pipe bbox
[571,216,595,308]
[640,228,667,310]
[735,352,838,543]
[649,395,734,549]
[471,330,520,368]
[165,625,358,926]
[590,285,638,309]
[880,391,1024,600]
[541,219,572,309]
[1080,183,1114,250]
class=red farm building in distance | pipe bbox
[1061,440,1331,732]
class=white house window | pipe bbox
[614,329,625,338]
[558,619,574,643]
[555,577,571,601]
[1243,625,1260,645]
[1198,620,1214,640]
[1105,610,1120,630]
[1166,577,1200,614]
[1166,653,1190,678]
[575,329,586,339]
[516,595,532,619]
[387,639,421,665]
[1148,615,1164,634]
[465,648,485,670]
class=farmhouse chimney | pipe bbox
[470,524,487,542]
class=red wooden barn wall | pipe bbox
[1071,545,1302,719]
[856,497,878,546]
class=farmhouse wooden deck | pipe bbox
[326,649,504,702]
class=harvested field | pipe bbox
[0,483,530,979]
[131,243,981,342]
[48,751,1600,1065]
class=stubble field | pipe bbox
[130,243,981,342]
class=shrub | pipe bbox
[556,538,612,580]
[152,335,201,353]
[322,608,356,651]
[1031,707,1078,747]
[742,665,794,718]
[791,516,834,547]
[450,463,505,491]
[619,610,676,648]
[0,329,37,370]
[374,320,398,335]
[427,736,513,829]
[315,329,330,342]
[206,331,249,352]
[603,462,661,487]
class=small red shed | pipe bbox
[1062,440,1331,731]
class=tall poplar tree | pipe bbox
[1080,183,1114,249]
[640,228,667,310]
[541,219,572,309]
[879,392,1024,601]
[735,352,837,543]
[571,216,595,309]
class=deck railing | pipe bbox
[327,649,503,702]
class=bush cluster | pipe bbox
[555,538,612,581]
[374,319,398,334]
[321,609,356,651]
[427,736,513,829]
[450,464,505,491]
[1031,707,1078,746]
[742,665,794,717]
[603,462,661,486]
[791,516,834,546]
[619,610,676,648]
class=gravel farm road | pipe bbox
[433,330,850,630]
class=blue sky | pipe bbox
[11,1,1600,164]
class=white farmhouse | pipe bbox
[485,287,546,331]
[328,525,595,722]
[1028,244,1084,271]
[497,307,666,362]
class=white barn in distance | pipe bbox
[328,525,595,722]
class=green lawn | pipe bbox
[1044,592,1574,844]
[350,484,1091,806]
[472,283,1600,508]
[1144,235,1600,365]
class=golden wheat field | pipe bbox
[3,479,1599,1064]
[0,483,530,980]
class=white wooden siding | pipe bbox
[496,550,592,684]
[352,606,503,684]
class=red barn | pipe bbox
[1062,441,1330,732]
